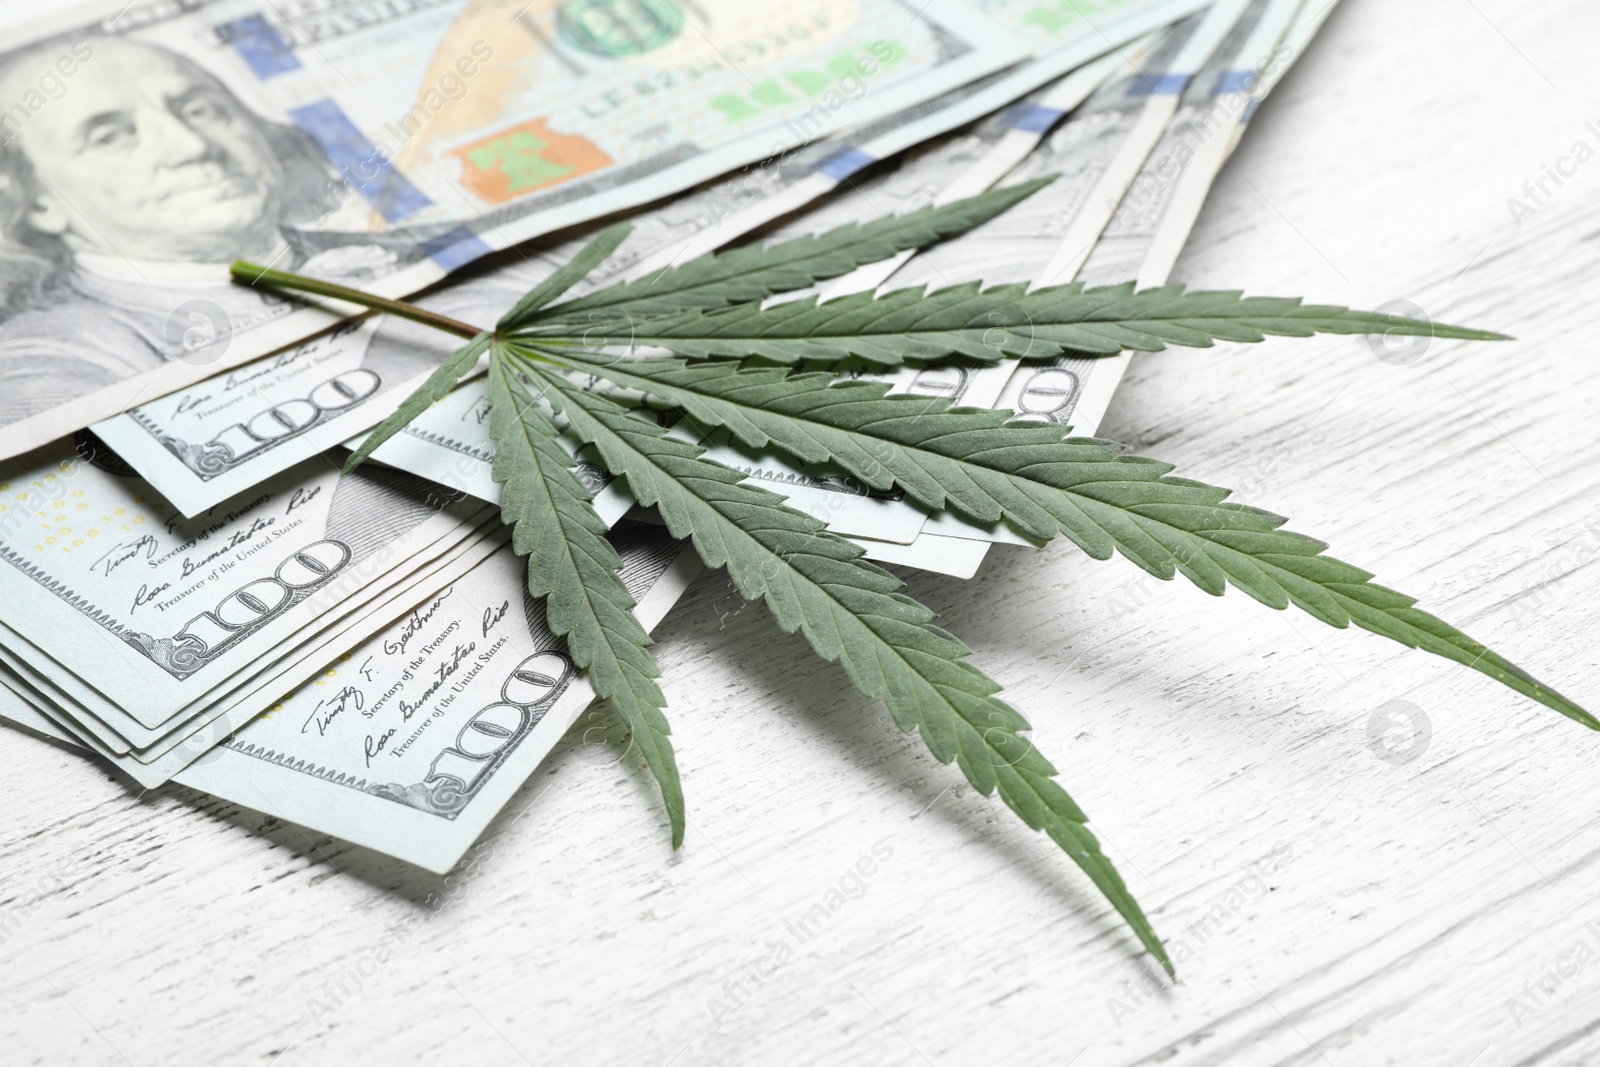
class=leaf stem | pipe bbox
[230,260,483,340]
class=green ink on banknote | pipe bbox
[556,0,685,57]
[466,131,578,194]
[1023,0,1133,35]
[708,41,907,125]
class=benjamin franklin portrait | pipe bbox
[0,34,411,427]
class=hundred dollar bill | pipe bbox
[873,1,1247,392]
[186,522,698,872]
[832,0,1213,177]
[0,0,1020,459]
[0,524,508,786]
[367,7,1218,552]
[719,6,1245,574]
[91,0,1203,516]
[88,137,857,517]
[91,308,626,523]
[0,482,501,740]
[321,240,928,543]
[92,167,908,541]
[757,1,1237,415]
[89,319,426,518]
[0,518,501,783]
[646,0,1216,306]
[881,0,1320,573]
[995,0,1307,437]
[0,514,499,759]
[902,2,1252,294]
[630,0,1212,273]
[758,46,1139,312]
[693,52,1147,579]
[0,440,488,729]
[0,522,700,872]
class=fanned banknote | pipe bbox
[0,0,1022,458]
[339,2,1264,569]
[349,370,928,543]
[0,518,501,753]
[996,0,1308,436]
[86,139,862,516]
[0,521,699,870]
[874,0,1256,475]
[901,0,1318,573]
[95,221,921,542]
[709,2,1249,574]
[0,523,507,786]
[768,2,1241,412]
[755,41,1143,314]
[55,0,1318,584]
[0,439,488,728]
[90,0,1209,515]
[636,0,1212,270]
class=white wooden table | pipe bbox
[5,1,1600,1063]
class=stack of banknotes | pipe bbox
[0,0,1336,871]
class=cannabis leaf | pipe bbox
[233,179,1589,976]
[485,356,685,845]
[519,282,1502,365]
[533,352,1591,727]
[344,330,488,471]
[514,355,1169,970]
[539,178,1053,318]
[499,222,633,330]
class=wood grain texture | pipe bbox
[4,1,1600,1064]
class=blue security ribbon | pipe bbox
[289,100,433,224]
[222,14,301,79]
[816,147,877,181]
[1217,70,1260,95]
[420,226,494,272]
[1127,72,1190,97]
[1008,104,1066,133]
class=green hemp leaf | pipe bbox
[232,181,1583,977]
